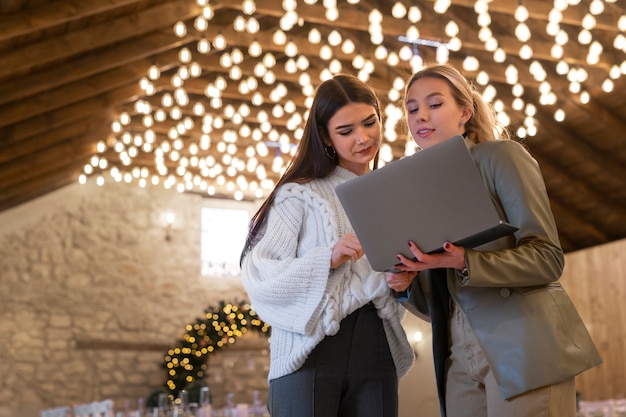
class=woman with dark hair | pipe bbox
[240,74,414,417]
[386,63,601,417]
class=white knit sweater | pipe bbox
[241,167,414,382]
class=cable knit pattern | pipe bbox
[241,167,414,382]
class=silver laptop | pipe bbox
[335,135,518,272]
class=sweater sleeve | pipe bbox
[241,185,334,336]
[464,140,565,287]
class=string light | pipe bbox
[81,0,625,202]
[163,300,269,395]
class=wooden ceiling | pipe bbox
[1,0,625,254]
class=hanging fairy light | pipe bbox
[79,0,625,200]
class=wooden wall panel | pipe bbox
[561,238,626,401]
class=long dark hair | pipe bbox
[240,74,382,264]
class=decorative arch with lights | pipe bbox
[162,300,270,395]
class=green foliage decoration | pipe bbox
[162,300,270,396]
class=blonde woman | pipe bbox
[387,64,601,417]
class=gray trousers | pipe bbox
[267,302,398,417]
[446,301,576,417]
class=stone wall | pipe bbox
[0,181,269,417]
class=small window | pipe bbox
[201,207,250,277]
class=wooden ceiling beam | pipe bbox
[0,156,90,213]
[434,0,624,32]
[531,111,626,188]
[0,136,95,192]
[0,82,142,144]
[0,31,189,106]
[2,0,618,115]
[204,24,409,88]
[567,96,626,141]
[0,0,201,79]
[95,147,283,175]
[232,0,617,69]
[532,153,626,235]
[0,138,94,210]
[481,77,626,189]
[0,114,112,165]
[2,49,615,191]
[3,7,612,140]
[209,20,603,101]
[0,57,169,128]
[123,107,296,131]
[430,3,616,70]
[0,0,150,42]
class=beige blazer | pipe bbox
[404,138,601,406]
